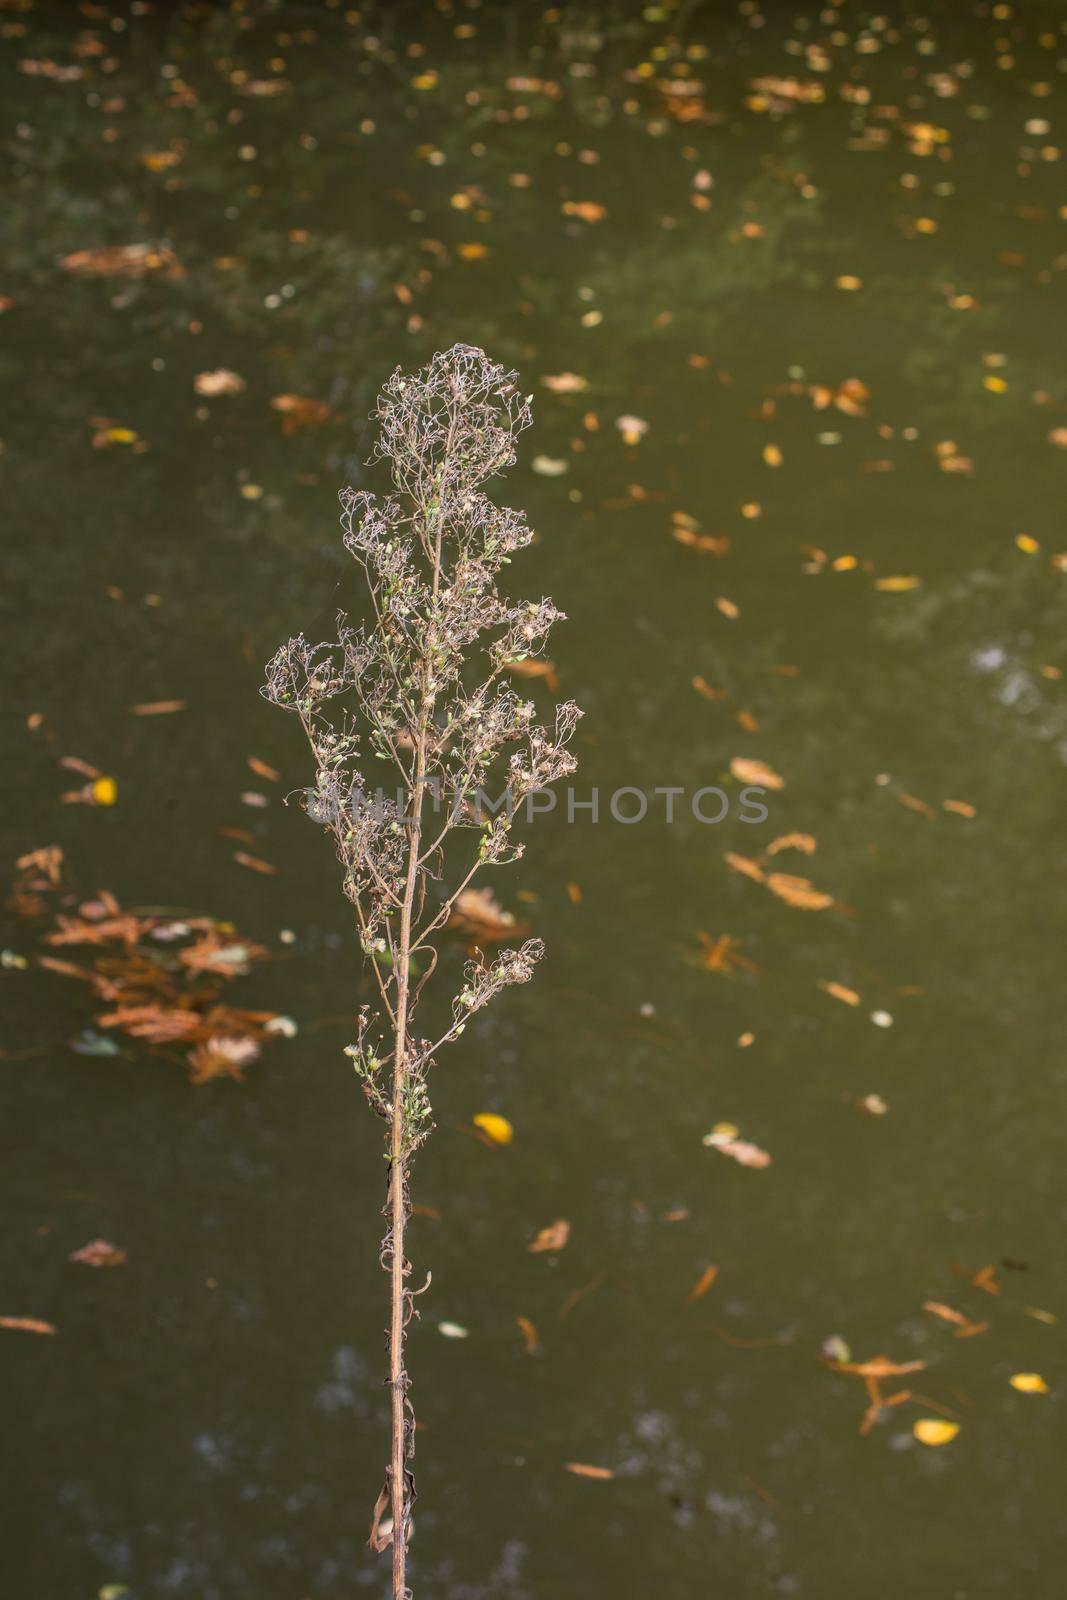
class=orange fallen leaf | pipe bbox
[820,980,861,1007]
[766,872,833,911]
[923,1301,986,1338]
[130,700,186,716]
[69,1239,127,1268]
[724,852,765,883]
[686,1265,719,1303]
[766,832,815,855]
[233,852,278,876]
[516,1315,540,1354]
[529,1219,570,1254]
[716,597,740,619]
[247,755,280,782]
[942,799,976,818]
[564,1462,614,1480]
[194,369,245,397]
[506,658,561,693]
[0,1316,56,1335]
[270,394,332,434]
[561,201,607,223]
[730,757,784,790]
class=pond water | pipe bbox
[3,2,1065,1597]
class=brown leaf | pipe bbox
[449,888,527,941]
[233,852,278,876]
[528,1219,570,1254]
[59,242,180,278]
[506,658,560,693]
[130,700,187,716]
[367,1482,392,1552]
[247,756,280,782]
[15,846,63,886]
[270,393,332,434]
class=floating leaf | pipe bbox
[730,757,784,790]
[69,1239,127,1268]
[0,1316,56,1335]
[703,1127,771,1168]
[541,373,588,393]
[564,1462,614,1479]
[473,1112,513,1146]
[766,872,833,911]
[686,1265,719,1303]
[516,1315,540,1354]
[1009,1372,1049,1394]
[914,1419,959,1446]
[194,369,245,397]
[766,833,815,856]
[130,700,186,716]
[874,576,921,592]
[438,1321,468,1339]
[528,1218,570,1253]
[91,777,117,807]
[615,414,649,445]
[820,980,861,1007]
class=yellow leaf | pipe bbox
[473,1112,513,1145]
[874,576,921,592]
[835,274,862,291]
[913,1419,960,1446]
[716,596,740,620]
[762,443,783,468]
[1009,1372,1049,1394]
[1016,534,1039,553]
[832,554,857,571]
[457,242,489,261]
[91,777,118,807]
[984,375,1008,393]
[564,1462,614,1480]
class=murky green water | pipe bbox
[3,2,1066,1596]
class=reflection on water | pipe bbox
[2,1,1065,1596]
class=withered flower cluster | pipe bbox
[263,345,579,1598]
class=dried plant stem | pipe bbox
[262,346,581,1597]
